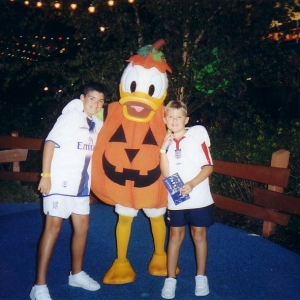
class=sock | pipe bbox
[34,284,47,290]
[71,271,83,277]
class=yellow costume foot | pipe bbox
[148,252,180,276]
[103,259,136,284]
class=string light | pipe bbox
[70,3,77,10]
[1,33,85,62]
[6,0,137,13]
[1,0,139,62]
[88,5,96,13]
[54,2,61,9]
[5,1,112,12]
[100,26,109,32]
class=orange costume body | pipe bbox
[92,102,167,209]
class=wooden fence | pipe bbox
[1,132,300,238]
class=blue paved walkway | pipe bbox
[0,203,299,300]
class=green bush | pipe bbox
[0,180,40,203]
[209,117,300,198]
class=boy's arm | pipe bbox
[160,151,169,177]
[38,141,55,195]
[159,132,173,177]
[181,165,213,195]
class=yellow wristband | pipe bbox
[41,173,51,177]
[160,149,167,154]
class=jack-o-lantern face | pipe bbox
[91,102,167,210]
[103,125,161,187]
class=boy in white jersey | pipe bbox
[160,100,214,299]
[30,82,107,300]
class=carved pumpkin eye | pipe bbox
[109,125,126,142]
[109,125,158,147]
[142,128,158,146]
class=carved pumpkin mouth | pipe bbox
[124,102,153,119]
[102,152,161,187]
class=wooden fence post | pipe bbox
[11,131,20,173]
[262,149,290,237]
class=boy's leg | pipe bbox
[68,213,100,291]
[36,215,63,285]
[70,213,89,274]
[190,226,207,275]
[191,226,209,296]
[161,226,184,299]
[167,226,185,277]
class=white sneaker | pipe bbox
[30,285,52,300]
[68,271,100,291]
[195,275,209,296]
[161,278,177,299]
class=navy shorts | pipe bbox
[166,204,215,227]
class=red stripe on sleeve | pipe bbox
[201,142,211,165]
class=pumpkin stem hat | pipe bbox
[126,39,172,73]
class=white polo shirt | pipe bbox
[44,99,102,198]
[166,125,214,210]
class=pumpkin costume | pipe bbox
[91,40,173,284]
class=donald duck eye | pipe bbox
[130,81,137,93]
[123,67,138,93]
[149,74,164,98]
[148,85,155,96]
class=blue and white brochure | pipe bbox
[163,173,190,205]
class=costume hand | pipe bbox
[38,177,51,195]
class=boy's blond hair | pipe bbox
[165,100,188,116]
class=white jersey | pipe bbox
[44,99,103,198]
[166,125,214,210]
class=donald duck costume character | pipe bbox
[92,40,179,284]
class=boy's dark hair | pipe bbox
[79,82,107,98]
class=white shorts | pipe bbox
[43,195,90,219]
[115,204,166,218]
